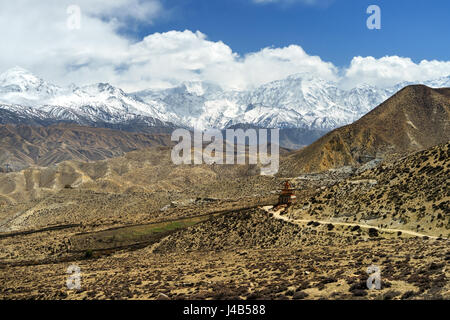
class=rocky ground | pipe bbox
[0,142,448,300]
[0,209,448,300]
[288,142,449,238]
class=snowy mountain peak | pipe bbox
[182,81,207,96]
[286,72,327,82]
[171,81,223,97]
[0,67,62,105]
[353,83,377,90]
[80,82,125,96]
[423,75,450,88]
[0,67,54,91]
[0,66,36,80]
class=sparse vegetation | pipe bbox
[0,138,448,300]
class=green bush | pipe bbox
[84,249,93,259]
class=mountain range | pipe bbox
[1,67,450,149]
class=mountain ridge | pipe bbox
[280,85,450,175]
[2,67,450,135]
[0,123,172,171]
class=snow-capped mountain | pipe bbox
[0,68,175,128]
[137,74,450,131]
[1,67,449,137]
[133,74,395,130]
[234,74,395,129]
[0,67,62,105]
[44,82,172,124]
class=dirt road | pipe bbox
[262,206,446,240]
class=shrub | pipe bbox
[352,289,367,297]
[84,249,93,259]
[383,290,401,300]
[368,228,378,237]
[292,291,308,299]
[401,291,417,300]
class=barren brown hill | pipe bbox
[0,124,171,171]
[280,85,450,175]
[0,145,281,231]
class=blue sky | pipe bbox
[1,0,449,91]
[140,0,450,67]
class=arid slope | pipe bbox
[288,141,449,237]
[0,124,171,171]
[281,85,450,175]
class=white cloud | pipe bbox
[0,0,163,88]
[114,32,340,91]
[120,30,239,90]
[342,56,450,88]
[0,1,449,92]
[0,0,338,92]
[214,45,339,90]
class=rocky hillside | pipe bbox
[289,141,449,237]
[281,85,450,174]
[0,124,171,171]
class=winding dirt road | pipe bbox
[262,206,447,240]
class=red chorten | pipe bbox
[278,181,296,205]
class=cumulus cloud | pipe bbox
[120,30,239,90]
[0,0,163,89]
[213,45,339,90]
[111,32,340,90]
[0,0,339,92]
[0,1,449,92]
[342,56,450,88]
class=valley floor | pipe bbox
[0,142,448,300]
[0,207,448,300]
